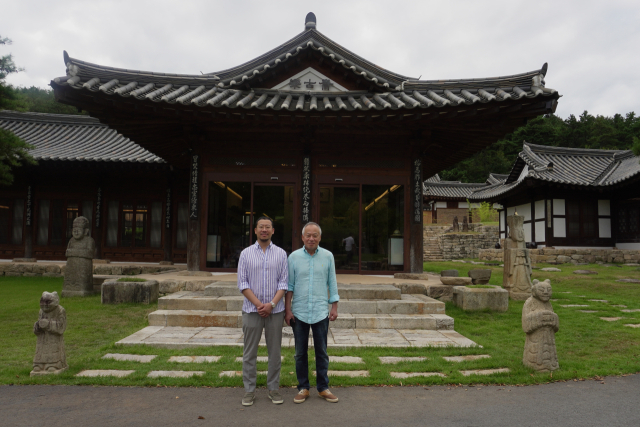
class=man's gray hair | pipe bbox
[302,222,322,236]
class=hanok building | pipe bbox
[422,173,507,224]
[2,13,561,273]
[469,142,640,249]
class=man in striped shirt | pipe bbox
[237,216,288,407]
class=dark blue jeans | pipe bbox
[292,316,330,392]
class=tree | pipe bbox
[0,35,36,185]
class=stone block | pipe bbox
[159,261,174,265]
[557,255,572,263]
[393,282,427,294]
[159,280,183,293]
[147,371,205,378]
[468,269,492,284]
[390,372,445,378]
[176,270,213,277]
[92,259,110,264]
[376,300,422,315]
[393,273,431,281]
[43,273,62,277]
[76,370,135,378]
[440,277,472,286]
[331,314,356,329]
[140,266,161,274]
[219,296,244,311]
[204,283,240,296]
[121,266,142,275]
[93,265,113,275]
[440,269,459,277]
[101,280,159,304]
[379,357,427,364]
[184,280,214,292]
[5,272,22,276]
[423,283,453,300]
[23,272,39,277]
[452,285,509,312]
[353,314,437,330]
[31,264,46,274]
[338,300,378,314]
[13,258,37,263]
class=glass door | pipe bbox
[253,185,294,255]
[205,180,296,269]
[316,183,405,273]
[318,186,360,271]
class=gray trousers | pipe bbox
[242,311,285,392]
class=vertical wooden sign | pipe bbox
[412,159,422,224]
[189,154,199,219]
[301,156,311,224]
[25,185,32,226]
[95,187,102,227]
[166,188,172,229]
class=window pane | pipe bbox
[121,202,133,247]
[0,199,10,244]
[176,202,188,249]
[12,199,24,245]
[362,185,404,271]
[51,200,64,246]
[135,203,147,247]
[150,202,162,248]
[206,181,251,268]
[106,201,119,247]
[66,202,79,240]
[566,200,580,238]
[82,201,93,236]
[37,200,50,245]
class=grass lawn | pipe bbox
[1,263,639,388]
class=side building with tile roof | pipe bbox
[469,142,640,249]
[0,110,192,263]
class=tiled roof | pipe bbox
[51,14,558,113]
[424,181,488,200]
[469,142,640,201]
[486,173,508,185]
[0,110,164,163]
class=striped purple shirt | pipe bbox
[237,241,289,314]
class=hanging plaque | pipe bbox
[189,155,199,219]
[95,187,102,227]
[301,156,311,224]
[25,186,32,227]
[165,188,172,229]
[412,159,422,224]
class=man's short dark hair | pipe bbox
[255,216,274,228]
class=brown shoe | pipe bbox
[318,389,339,403]
[294,389,310,404]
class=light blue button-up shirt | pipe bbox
[287,246,340,325]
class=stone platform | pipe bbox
[116,326,478,349]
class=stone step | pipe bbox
[158,292,444,315]
[203,283,402,300]
[148,310,454,330]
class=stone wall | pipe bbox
[424,224,499,261]
[478,248,640,264]
[0,263,184,277]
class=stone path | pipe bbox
[77,351,509,380]
[116,326,479,348]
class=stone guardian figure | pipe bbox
[452,216,459,232]
[31,291,68,376]
[522,279,559,372]
[502,214,533,300]
[462,216,469,232]
[62,216,95,297]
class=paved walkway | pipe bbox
[2,374,639,427]
[116,326,478,348]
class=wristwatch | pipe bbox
[270,301,276,309]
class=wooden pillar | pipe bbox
[164,186,173,262]
[93,186,103,259]
[409,158,424,273]
[187,154,201,271]
[24,185,34,258]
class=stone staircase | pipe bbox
[423,225,449,262]
[148,281,454,331]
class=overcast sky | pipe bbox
[2,0,639,118]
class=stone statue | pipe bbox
[462,216,469,232]
[452,216,459,232]
[522,279,559,372]
[62,216,95,297]
[31,291,68,376]
[503,214,533,300]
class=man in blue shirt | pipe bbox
[285,222,340,404]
